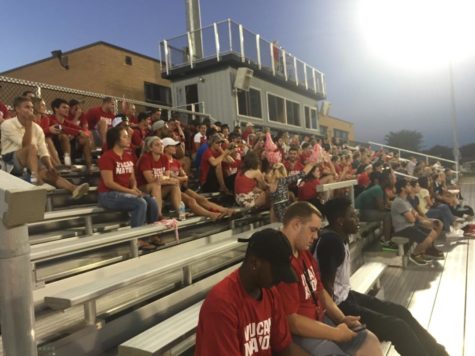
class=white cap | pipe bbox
[112,115,128,128]
[162,137,180,147]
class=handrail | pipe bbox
[394,171,417,180]
[316,179,357,193]
[368,141,456,165]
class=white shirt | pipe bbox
[1,117,50,158]
[334,243,351,305]
[194,132,205,144]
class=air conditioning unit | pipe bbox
[320,101,331,116]
[234,67,254,91]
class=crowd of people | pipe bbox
[2,92,472,355]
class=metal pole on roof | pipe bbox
[186,0,203,59]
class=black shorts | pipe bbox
[396,225,430,243]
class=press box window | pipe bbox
[237,88,262,118]
[268,94,285,123]
[144,82,171,105]
[286,100,300,126]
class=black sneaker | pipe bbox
[381,240,398,252]
[409,253,428,266]
[424,246,444,260]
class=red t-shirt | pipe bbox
[298,178,320,201]
[0,101,9,119]
[199,148,220,185]
[98,150,135,192]
[49,115,82,137]
[135,152,168,187]
[131,128,149,151]
[195,269,292,356]
[357,172,370,188]
[165,156,182,178]
[284,160,304,176]
[276,250,325,322]
[234,171,257,194]
[83,106,115,130]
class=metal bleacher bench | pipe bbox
[350,262,387,295]
[118,300,204,356]
[117,257,388,356]
[44,237,241,325]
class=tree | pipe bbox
[385,130,423,152]
[424,145,452,160]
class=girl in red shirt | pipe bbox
[98,127,159,249]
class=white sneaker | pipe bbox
[72,183,90,200]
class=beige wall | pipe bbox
[3,43,170,101]
[319,114,355,143]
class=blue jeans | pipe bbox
[98,191,158,227]
[426,204,454,232]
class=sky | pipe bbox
[1,0,474,149]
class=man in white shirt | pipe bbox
[1,96,88,199]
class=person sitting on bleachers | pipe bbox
[284,145,304,176]
[417,176,458,235]
[316,197,449,356]
[31,97,61,167]
[135,136,181,220]
[83,97,115,148]
[276,202,383,356]
[235,151,269,209]
[162,137,234,220]
[199,133,233,194]
[195,228,306,356]
[355,171,394,250]
[131,112,151,157]
[391,179,443,265]
[50,98,93,170]
[193,123,207,157]
[1,96,89,198]
[98,126,158,249]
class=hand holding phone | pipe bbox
[352,324,367,332]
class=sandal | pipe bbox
[138,239,156,251]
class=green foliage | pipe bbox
[384,130,423,152]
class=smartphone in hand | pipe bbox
[352,324,367,332]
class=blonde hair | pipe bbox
[141,136,161,155]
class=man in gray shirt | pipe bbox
[391,179,443,265]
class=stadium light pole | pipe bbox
[448,60,461,179]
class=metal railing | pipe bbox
[160,19,326,97]
[0,76,215,122]
[368,141,459,180]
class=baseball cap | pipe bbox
[111,115,129,128]
[161,137,180,147]
[151,120,166,132]
[68,99,85,107]
[245,228,297,284]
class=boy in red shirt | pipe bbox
[199,133,233,194]
[276,202,383,356]
[196,228,306,356]
[83,97,115,147]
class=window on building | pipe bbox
[268,94,285,123]
[320,125,328,138]
[144,82,171,105]
[125,56,133,65]
[237,88,262,118]
[311,108,318,129]
[286,100,300,126]
[333,128,349,143]
[304,106,311,128]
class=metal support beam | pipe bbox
[84,301,97,326]
[85,216,93,236]
[0,171,46,356]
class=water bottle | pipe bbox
[178,201,186,221]
[64,153,72,166]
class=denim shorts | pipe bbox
[2,151,24,175]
